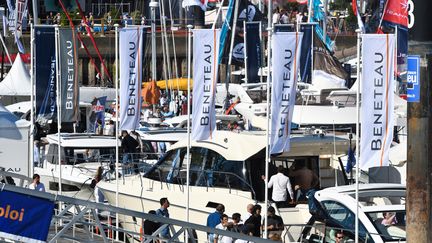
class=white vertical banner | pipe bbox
[120,27,145,130]
[360,34,395,170]
[192,29,221,141]
[270,32,303,155]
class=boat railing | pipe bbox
[40,152,160,177]
[1,182,275,243]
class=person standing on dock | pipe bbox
[156,198,171,238]
[214,214,233,243]
[29,174,45,192]
[207,204,225,243]
[244,204,262,237]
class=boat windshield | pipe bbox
[366,210,406,241]
[145,147,250,191]
[45,144,116,165]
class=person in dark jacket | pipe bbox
[244,204,262,237]
[121,130,138,174]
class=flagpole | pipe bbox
[114,23,120,241]
[30,23,34,177]
[31,0,38,24]
[355,29,361,243]
[311,23,315,82]
[54,25,63,211]
[394,27,398,94]
[244,21,248,83]
[225,0,240,108]
[264,0,273,238]
[259,23,263,84]
[308,0,313,23]
[186,23,192,237]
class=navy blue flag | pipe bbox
[245,22,261,83]
[90,96,107,133]
[35,26,57,125]
[0,190,54,242]
[397,26,408,65]
[299,24,313,83]
[346,146,356,173]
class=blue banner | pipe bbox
[0,190,54,243]
[311,0,334,50]
[299,24,313,83]
[218,0,235,64]
[407,55,420,103]
[245,22,261,83]
[35,26,57,125]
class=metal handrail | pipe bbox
[1,182,275,243]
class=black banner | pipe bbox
[299,24,313,83]
[245,22,261,83]
[59,28,80,122]
[35,26,57,124]
[409,0,432,42]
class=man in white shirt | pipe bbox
[214,214,233,243]
[262,166,294,208]
[29,174,45,192]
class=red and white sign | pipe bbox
[383,0,408,27]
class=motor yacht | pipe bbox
[35,133,119,200]
[97,130,352,241]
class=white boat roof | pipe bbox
[315,184,406,211]
[293,105,357,125]
[169,131,351,161]
[169,131,266,161]
[137,129,188,143]
[319,183,406,194]
[46,133,119,147]
[279,133,351,157]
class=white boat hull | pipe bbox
[98,175,311,241]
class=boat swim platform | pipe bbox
[1,183,275,243]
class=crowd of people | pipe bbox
[272,7,308,26]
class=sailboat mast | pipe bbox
[150,0,158,84]
[224,0,240,108]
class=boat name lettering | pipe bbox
[278,49,293,138]
[65,40,75,109]
[371,52,384,150]
[127,41,137,116]
[49,57,56,113]
[201,44,212,126]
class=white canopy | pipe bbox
[0,54,31,96]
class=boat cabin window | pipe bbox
[146,147,248,191]
[321,201,372,242]
[46,144,115,165]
